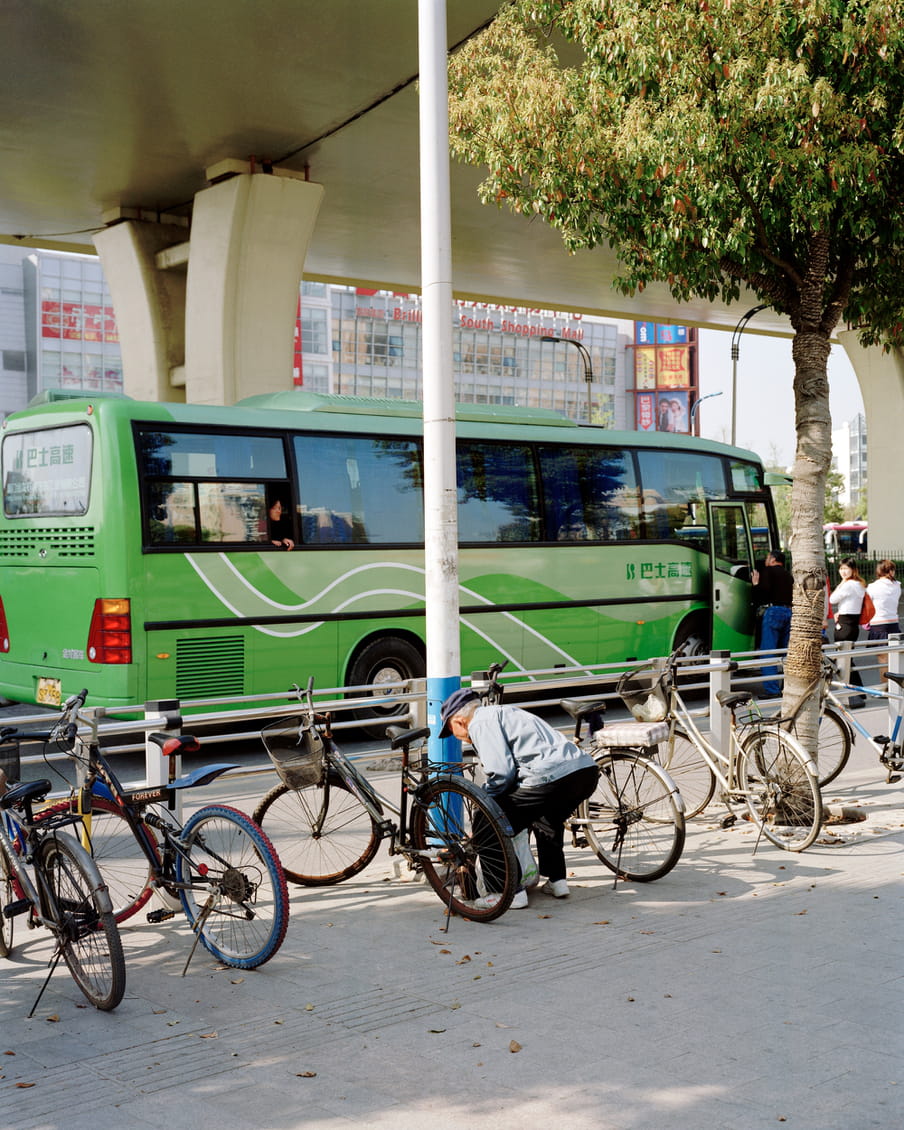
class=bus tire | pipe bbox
[346,635,426,739]
[673,615,710,658]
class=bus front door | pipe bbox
[706,502,756,652]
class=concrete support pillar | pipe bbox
[93,215,190,402]
[838,329,904,554]
[184,167,323,405]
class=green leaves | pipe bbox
[448,0,904,342]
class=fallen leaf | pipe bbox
[509,1040,522,1053]
[231,978,244,985]
[536,914,552,919]
[152,1010,167,1015]
[16,1082,36,1089]
[456,955,471,964]
[4,1051,15,1056]
[428,1028,446,1034]
[296,1071,317,1078]
[439,949,451,954]
[593,920,610,925]
[627,997,635,1002]
[305,1004,315,1011]
[199,1033,218,1039]
[450,1003,461,1010]
[45,1015,59,1023]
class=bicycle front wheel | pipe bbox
[252,775,383,886]
[656,727,716,818]
[581,751,686,881]
[176,805,290,969]
[737,729,823,852]
[410,777,517,923]
[37,833,125,1011]
[37,796,160,923]
[1,842,17,958]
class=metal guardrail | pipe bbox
[8,637,903,798]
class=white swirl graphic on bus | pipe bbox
[184,554,588,675]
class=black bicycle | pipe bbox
[1,754,125,1014]
[32,690,290,972]
[252,678,519,923]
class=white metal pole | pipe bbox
[418,0,460,758]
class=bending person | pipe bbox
[438,689,599,910]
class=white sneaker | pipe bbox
[541,878,569,898]
[471,889,529,911]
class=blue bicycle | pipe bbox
[785,655,904,786]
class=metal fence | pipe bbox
[7,636,904,804]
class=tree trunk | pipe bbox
[783,327,832,755]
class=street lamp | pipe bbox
[690,390,723,428]
[541,335,595,423]
[730,304,768,445]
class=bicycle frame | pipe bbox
[667,681,749,797]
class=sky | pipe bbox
[691,328,863,468]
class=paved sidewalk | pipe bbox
[2,712,902,1130]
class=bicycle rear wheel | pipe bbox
[812,706,852,787]
[253,775,383,886]
[176,805,290,969]
[1,842,16,958]
[38,833,125,1011]
[656,727,716,818]
[410,777,517,922]
[581,751,686,881]
[37,796,160,923]
[737,728,823,851]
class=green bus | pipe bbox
[0,389,777,717]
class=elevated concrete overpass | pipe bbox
[0,1,900,541]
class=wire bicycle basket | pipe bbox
[262,716,325,789]
[617,661,670,723]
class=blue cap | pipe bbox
[438,688,480,739]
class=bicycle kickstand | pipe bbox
[28,945,65,1018]
[181,894,217,976]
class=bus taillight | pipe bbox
[87,599,132,664]
[0,596,9,652]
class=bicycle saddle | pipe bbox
[0,778,52,811]
[561,699,607,721]
[886,672,904,687]
[716,691,754,709]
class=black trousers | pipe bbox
[834,614,864,689]
[492,765,600,883]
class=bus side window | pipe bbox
[148,481,197,544]
[457,441,540,543]
[198,482,267,544]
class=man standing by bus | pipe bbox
[752,550,794,697]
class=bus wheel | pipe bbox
[346,636,425,739]
[674,617,710,658]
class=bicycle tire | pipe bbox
[252,774,383,886]
[811,706,852,788]
[176,805,290,969]
[37,833,126,1011]
[1,841,16,958]
[656,726,717,818]
[581,751,686,881]
[37,796,160,923]
[737,728,823,852]
[410,777,517,922]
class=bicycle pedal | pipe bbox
[146,908,176,924]
[887,774,901,785]
[2,898,31,920]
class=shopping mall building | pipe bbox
[0,245,698,433]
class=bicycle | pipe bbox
[471,662,686,885]
[30,690,290,972]
[251,678,518,924]
[783,654,904,786]
[629,651,824,852]
[0,754,125,1015]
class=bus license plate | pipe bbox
[36,677,61,706]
